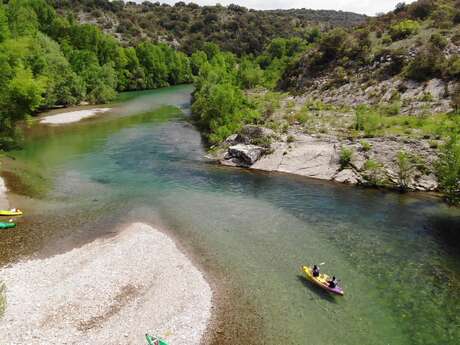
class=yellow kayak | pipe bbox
[302,265,344,296]
[0,209,23,216]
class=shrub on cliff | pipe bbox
[405,46,445,81]
[339,147,353,169]
[389,20,420,41]
[436,135,460,204]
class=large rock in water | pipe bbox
[227,144,264,166]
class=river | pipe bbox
[1,85,459,345]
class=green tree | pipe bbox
[190,50,207,75]
[136,42,168,88]
[2,65,46,117]
[238,58,263,89]
[7,0,39,37]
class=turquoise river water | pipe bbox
[1,85,459,345]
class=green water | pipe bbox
[1,85,460,345]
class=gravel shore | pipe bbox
[40,108,111,124]
[0,222,212,345]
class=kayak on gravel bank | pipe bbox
[0,209,23,216]
[0,221,16,229]
[145,333,168,345]
[302,265,344,296]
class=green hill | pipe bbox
[48,0,366,55]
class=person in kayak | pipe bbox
[328,276,338,288]
[312,265,320,277]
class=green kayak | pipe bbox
[145,333,168,345]
[0,222,15,229]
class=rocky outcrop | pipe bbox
[254,135,340,180]
[216,131,439,192]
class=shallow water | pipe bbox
[1,85,460,345]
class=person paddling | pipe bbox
[312,264,320,277]
[328,276,338,288]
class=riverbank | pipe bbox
[40,108,111,125]
[216,123,439,192]
[0,222,212,345]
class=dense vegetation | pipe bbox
[191,37,311,143]
[0,0,193,149]
[48,0,365,56]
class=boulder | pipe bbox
[224,133,250,145]
[227,144,265,166]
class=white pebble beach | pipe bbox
[40,108,111,124]
[0,222,212,345]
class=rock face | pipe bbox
[224,144,265,167]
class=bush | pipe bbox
[380,101,401,116]
[405,47,445,81]
[436,136,460,204]
[339,147,353,169]
[409,0,434,20]
[287,135,295,143]
[382,34,392,45]
[396,150,414,191]
[355,105,382,137]
[362,159,384,186]
[447,56,460,80]
[360,140,372,152]
[431,8,455,29]
[429,33,448,49]
[389,20,420,41]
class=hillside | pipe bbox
[280,0,460,114]
[197,0,460,201]
[48,0,366,55]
